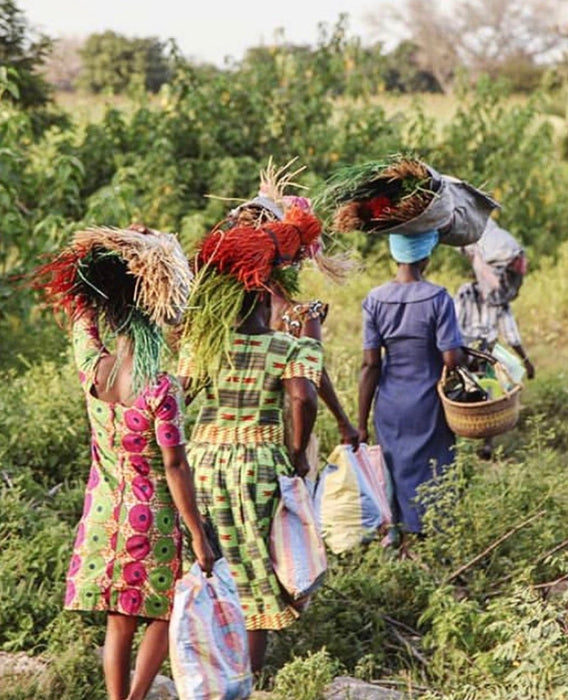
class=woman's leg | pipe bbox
[126,619,169,700]
[248,629,268,675]
[103,613,138,700]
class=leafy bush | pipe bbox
[272,648,343,700]
[0,356,89,485]
[0,615,106,700]
[0,475,82,651]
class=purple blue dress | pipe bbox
[362,280,463,532]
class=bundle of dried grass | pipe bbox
[72,226,192,325]
[31,225,191,392]
[316,156,436,234]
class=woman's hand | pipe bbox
[339,420,360,451]
[191,531,215,577]
[291,450,310,478]
[524,357,535,380]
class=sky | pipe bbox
[18,0,382,66]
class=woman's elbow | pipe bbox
[443,347,463,369]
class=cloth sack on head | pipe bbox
[464,219,527,305]
[385,168,499,247]
[269,475,327,602]
[169,559,253,700]
[314,444,393,555]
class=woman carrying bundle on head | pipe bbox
[317,156,497,540]
[357,231,463,538]
[32,225,214,700]
[225,159,359,460]
[177,195,325,674]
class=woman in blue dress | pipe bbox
[358,230,463,534]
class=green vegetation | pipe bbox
[2,4,568,698]
[77,31,171,95]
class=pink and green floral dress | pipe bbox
[64,312,186,620]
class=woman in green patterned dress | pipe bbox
[178,205,324,673]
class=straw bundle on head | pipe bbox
[315,156,435,234]
[223,158,354,284]
[180,157,358,385]
[31,225,192,392]
[72,226,192,325]
[182,204,322,384]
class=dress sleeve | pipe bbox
[72,310,107,388]
[149,375,187,448]
[282,336,323,387]
[435,290,463,352]
[362,297,382,350]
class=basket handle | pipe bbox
[460,346,497,365]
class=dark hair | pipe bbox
[78,249,137,332]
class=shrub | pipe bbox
[0,356,89,485]
[272,648,343,700]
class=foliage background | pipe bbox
[2,9,568,700]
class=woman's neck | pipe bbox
[236,305,271,335]
[395,263,424,284]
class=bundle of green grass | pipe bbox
[316,155,499,246]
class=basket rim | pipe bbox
[437,380,523,409]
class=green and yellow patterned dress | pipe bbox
[179,331,322,630]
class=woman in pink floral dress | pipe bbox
[33,226,214,700]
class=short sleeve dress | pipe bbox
[64,312,187,620]
[362,281,462,533]
[180,331,322,631]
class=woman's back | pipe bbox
[363,280,460,395]
[190,330,321,445]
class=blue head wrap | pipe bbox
[388,230,439,263]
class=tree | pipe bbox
[41,36,83,91]
[368,0,568,91]
[0,0,52,107]
[77,31,171,94]
[383,40,442,93]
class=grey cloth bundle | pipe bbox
[385,166,500,247]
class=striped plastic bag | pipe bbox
[314,444,393,554]
[169,558,253,700]
[270,475,327,602]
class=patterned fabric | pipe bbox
[182,331,322,631]
[64,312,186,620]
[454,281,522,349]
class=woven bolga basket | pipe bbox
[437,364,523,439]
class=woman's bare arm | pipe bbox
[319,367,359,449]
[160,444,214,574]
[282,376,318,477]
[358,348,381,444]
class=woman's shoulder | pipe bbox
[140,372,181,405]
[366,280,449,305]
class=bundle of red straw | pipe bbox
[198,206,322,290]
